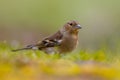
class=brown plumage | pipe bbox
[12,20,82,53]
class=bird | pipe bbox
[12,20,82,54]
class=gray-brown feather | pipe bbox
[58,32,78,53]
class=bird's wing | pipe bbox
[37,30,63,49]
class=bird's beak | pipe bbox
[75,24,82,29]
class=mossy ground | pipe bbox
[0,42,120,80]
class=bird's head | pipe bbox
[63,20,82,34]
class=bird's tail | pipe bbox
[12,44,38,52]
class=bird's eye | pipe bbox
[69,23,73,26]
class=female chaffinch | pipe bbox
[12,20,82,53]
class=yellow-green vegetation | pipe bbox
[0,42,120,80]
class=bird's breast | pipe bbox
[58,34,78,53]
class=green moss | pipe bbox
[0,42,120,80]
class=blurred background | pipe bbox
[0,0,120,51]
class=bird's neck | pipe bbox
[70,30,79,36]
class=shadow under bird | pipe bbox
[12,20,82,53]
